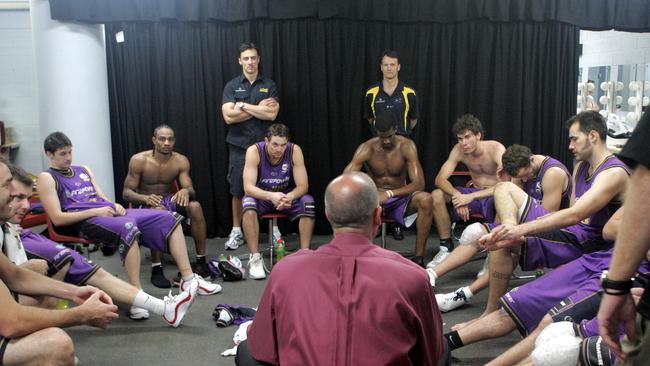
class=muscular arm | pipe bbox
[607,166,650,280]
[434,146,462,196]
[602,206,623,242]
[539,167,569,212]
[122,155,149,205]
[241,98,279,121]
[242,146,270,201]
[37,172,100,226]
[392,139,425,196]
[343,142,372,173]
[518,167,629,236]
[176,155,196,200]
[222,102,253,124]
[287,145,309,200]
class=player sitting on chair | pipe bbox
[343,112,433,267]
[37,132,221,321]
[123,125,210,288]
[9,163,196,327]
[241,123,315,280]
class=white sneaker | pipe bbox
[129,306,150,320]
[163,279,198,327]
[224,231,244,250]
[248,253,266,280]
[425,268,437,288]
[180,273,222,296]
[426,247,450,269]
[477,255,489,278]
[436,288,470,313]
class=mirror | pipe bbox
[587,66,610,111]
[615,64,637,114]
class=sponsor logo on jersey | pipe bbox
[281,164,289,173]
[79,173,91,182]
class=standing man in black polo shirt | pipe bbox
[221,42,280,253]
[364,50,418,240]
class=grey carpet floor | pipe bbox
[56,229,528,365]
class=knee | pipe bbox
[415,192,433,212]
[539,314,554,328]
[187,201,204,218]
[42,328,75,365]
[494,181,517,195]
[459,223,486,247]
[242,209,258,221]
[431,189,445,205]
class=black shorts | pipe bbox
[227,144,247,197]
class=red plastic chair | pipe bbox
[46,216,94,259]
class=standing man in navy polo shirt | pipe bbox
[222,42,280,251]
[364,50,418,240]
[364,50,418,136]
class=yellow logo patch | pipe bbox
[259,87,269,93]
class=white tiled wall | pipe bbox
[580,30,650,72]
[0,9,41,174]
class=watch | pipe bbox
[237,101,245,110]
[600,270,634,295]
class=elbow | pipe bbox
[413,180,425,192]
[434,177,444,188]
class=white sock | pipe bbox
[430,270,438,279]
[460,286,473,300]
[182,273,195,281]
[151,262,162,267]
[133,289,165,315]
[231,227,242,234]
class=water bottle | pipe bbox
[535,265,544,278]
[275,239,286,261]
[56,299,70,309]
[218,253,227,262]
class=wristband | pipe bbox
[386,190,394,198]
[600,270,634,295]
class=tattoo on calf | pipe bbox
[492,270,510,280]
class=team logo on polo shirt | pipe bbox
[376,97,385,104]
[235,87,246,92]
[79,173,91,182]
[259,87,269,93]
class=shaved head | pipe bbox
[324,172,378,230]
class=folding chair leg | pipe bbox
[381,222,387,249]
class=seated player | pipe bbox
[429,114,505,265]
[473,111,630,319]
[10,164,196,326]
[443,207,646,365]
[431,144,571,312]
[123,125,210,288]
[344,113,433,267]
[37,132,221,320]
[241,123,316,279]
[0,157,118,366]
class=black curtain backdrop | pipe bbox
[104,19,579,236]
[51,0,650,31]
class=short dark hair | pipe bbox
[9,164,33,188]
[374,113,397,134]
[239,42,258,56]
[153,124,174,137]
[380,50,399,64]
[44,132,72,154]
[502,144,533,176]
[266,123,290,140]
[566,111,607,141]
[452,114,483,136]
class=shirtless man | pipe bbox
[123,125,209,288]
[0,158,117,366]
[242,123,315,280]
[429,114,505,265]
[431,145,571,312]
[344,113,433,267]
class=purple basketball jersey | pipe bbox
[524,156,572,209]
[574,155,630,237]
[254,141,295,193]
[47,166,114,211]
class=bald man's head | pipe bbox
[324,172,378,230]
